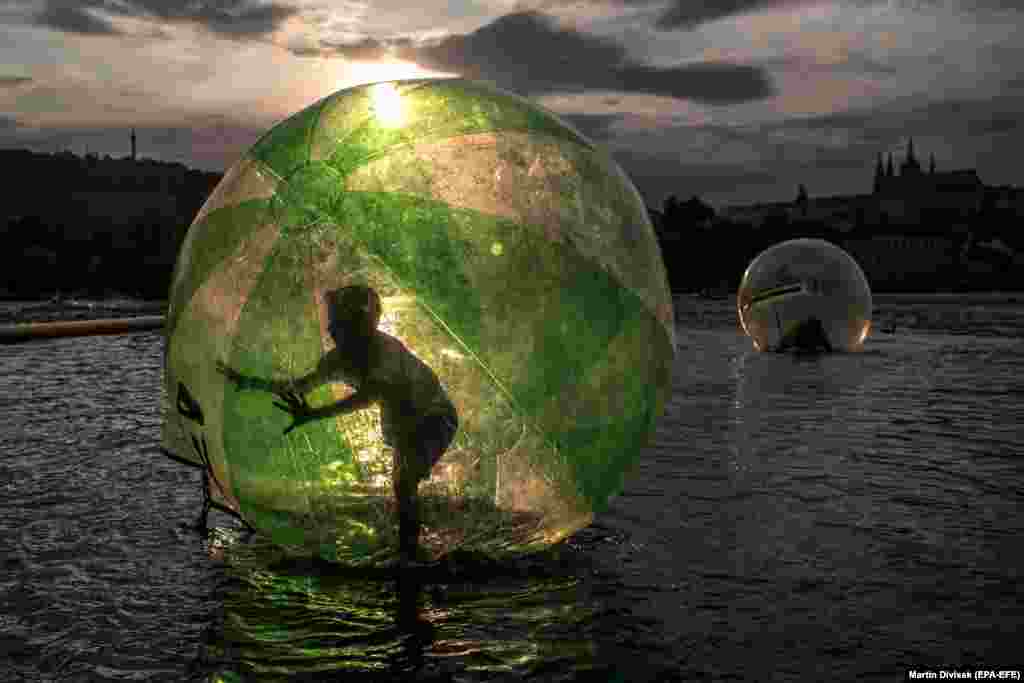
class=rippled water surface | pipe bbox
[2,296,1022,681]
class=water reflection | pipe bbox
[3,300,1021,681]
[729,348,874,479]
[199,529,611,681]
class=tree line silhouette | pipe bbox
[653,194,853,295]
[1,148,1020,300]
[1,149,219,300]
[653,192,1023,295]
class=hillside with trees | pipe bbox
[0,149,219,299]
[652,191,1024,295]
[2,148,1020,301]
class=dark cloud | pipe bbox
[190,2,298,38]
[404,11,623,80]
[0,76,34,87]
[527,0,817,31]
[652,0,811,30]
[616,62,776,103]
[33,0,299,39]
[35,2,120,35]
[893,0,1024,12]
[536,0,1022,32]
[399,12,774,104]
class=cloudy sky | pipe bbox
[2,0,1022,207]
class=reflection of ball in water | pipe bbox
[737,239,872,352]
[162,78,676,566]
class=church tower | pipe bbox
[131,128,136,160]
[873,153,884,194]
[886,153,894,178]
[929,153,936,175]
[901,137,921,176]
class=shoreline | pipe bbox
[0,298,167,325]
[2,291,1021,326]
[871,292,1024,305]
[676,292,1024,305]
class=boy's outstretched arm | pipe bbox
[289,357,336,396]
[216,360,289,394]
[274,383,384,434]
[217,356,334,396]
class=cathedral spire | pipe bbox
[901,137,921,175]
[886,153,894,178]
[929,153,935,175]
[131,128,137,160]
[874,153,884,194]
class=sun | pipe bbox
[369,82,404,127]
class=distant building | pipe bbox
[873,137,983,197]
[720,139,991,231]
[709,139,1024,289]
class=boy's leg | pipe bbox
[393,448,421,561]
[393,415,458,562]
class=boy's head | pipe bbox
[326,286,382,342]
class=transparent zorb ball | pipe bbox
[737,238,872,352]
[162,79,676,566]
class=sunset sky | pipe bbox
[1,0,1022,208]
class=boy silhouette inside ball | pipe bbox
[218,285,458,565]
[777,316,833,353]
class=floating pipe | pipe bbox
[0,315,165,343]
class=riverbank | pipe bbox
[2,292,1022,327]
[0,298,167,325]
[682,291,1024,305]
[872,292,1024,305]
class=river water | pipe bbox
[2,295,1022,682]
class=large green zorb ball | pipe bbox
[162,78,676,566]
[737,238,872,352]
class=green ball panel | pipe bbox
[166,199,276,339]
[248,97,327,178]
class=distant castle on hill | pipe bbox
[702,138,1024,290]
[719,137,1024,232]
[872,137,982,196]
